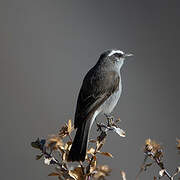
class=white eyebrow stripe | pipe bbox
[108,50,124,57]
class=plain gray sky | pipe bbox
[0,0,180,179]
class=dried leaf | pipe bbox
[64,141,72,151]
[89,139,97,143]
[99,165,111,174]
[99,152,113,158]
[120,170,126,180]
[159,169,165,177]
[93,171,106,179]
[93,165,111,179]
[44,157,57,165]
[115,118,121,123]
[47,135,64,150]
[59,125,68,138]
[36,154,43,160]
[67,119,73,134]
[87,148,96,155]
[31,138,46,150]
[69,167,84,180]
[48,172,60,176]
[144,138,163,159]
[112,126,126,137]
[59,120,74,138]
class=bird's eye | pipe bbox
[114,53,123,58]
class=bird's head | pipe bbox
[98,49,133,70]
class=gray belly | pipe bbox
[99,82,122,115]
[90,80,122,129]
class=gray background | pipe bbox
[0,0,180,179]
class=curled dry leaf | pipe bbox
[69,167,84,180]
[112,126,126,137]
[98,152,113,158]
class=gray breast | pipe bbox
[99,76,122,115]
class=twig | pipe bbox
[136,155,148,180]
[154,156,172,180]
[79,161,85,175]
[145,151,173,180]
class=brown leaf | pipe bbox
[48,172,59,176]
[89,139,97,143]
[59,120,74,138]
[144,138,163,159]
[98,165,111,174]
[93,165,111,179]
[69,167,84,180]
[93,171,106,179]
[115,117,121,123]
[67,119,73,134]
[64,141,72,151]
[98,152,113,158]
[59,125,68,138]
[47,135,64,150]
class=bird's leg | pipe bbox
[104,114,114,126]
[95,118,101,132]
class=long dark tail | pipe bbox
[68,119,91,162]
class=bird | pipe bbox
[68,49,133,162]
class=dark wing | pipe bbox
[74,67,120,128]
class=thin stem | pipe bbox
[154,157,173,180]
[79,161,85,175]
